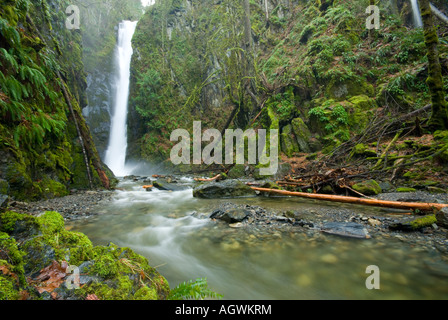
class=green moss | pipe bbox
[91,253,119,278]
[0,179,9,195]
[352,180,382,196]
[0,232,26,286]
[281,124,299,157]
[37,211,65,234]
[351,143,377,157]
[135,285,158,300]
[81,275,134,300]
[291,118,312,153]
[403,171,424,181]
[227,164,247,179]
[347,95,377,133]
[409,215,437,230]
[396,187,417,192]
[0,274,20,300]
[1,211,27,233]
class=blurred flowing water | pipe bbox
[68,178,448,300]
[103,21,137,176]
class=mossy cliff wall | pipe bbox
[128,0,447,165]
[0,0,114,200]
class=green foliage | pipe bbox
[309,100,349,132]
[168,278,223,300]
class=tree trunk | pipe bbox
[418,0,448,130]
[243,0,252,52]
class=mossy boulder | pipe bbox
[352,180,382,196]
[0,210,171,300]
[389,215,438,231]
[351,143,377,158]
[291,117,312,153]
[347,95,378,133]
[326,78,374,101]
[227,164,247,179]
[281,124,299,157]
[193,180,257,199]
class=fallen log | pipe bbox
[194,174,222,182]
[250,187,448,212]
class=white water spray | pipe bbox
[411,0,423,28]
[104,21,137,177]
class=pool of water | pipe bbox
[67,179,448,300]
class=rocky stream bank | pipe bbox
[1,174,448,300]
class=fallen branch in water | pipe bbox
[194,174,222,182]
[250,187,448,212]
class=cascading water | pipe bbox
[411,0,423,27]
[104,21,138,177]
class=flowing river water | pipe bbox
[67,177,448,300]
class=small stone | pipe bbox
[296,274,312,287]
[368,218,381,227]
[320,254,338,264]
[229,222,244,228]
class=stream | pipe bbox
[67,178,448,300]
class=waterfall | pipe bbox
[104,21,137,177]
[411,0,423,27]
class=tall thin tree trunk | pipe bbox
[243,0,252,52]
[418,0,448,130]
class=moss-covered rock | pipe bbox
[281,124,299,157]
[227,164,247,179]
[347,95,378,134]
[396,187,417,192]
[390,215,438,231]
[326,78,374,101]
[291,117,312,153]
[0,210,171,300]
[351,143,377,158]
[193,180,257,199]
[352,180,382,196]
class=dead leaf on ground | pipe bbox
[32,260,69,294]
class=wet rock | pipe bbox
[0,194,8,212]
[436,207,448,228]
[389,215,438,232]
[210,208,252,223]
[352,180,382,196]
[193,180,257,199]
[368,218,382,227]
[153,178,187,191]
[320,222,370,239]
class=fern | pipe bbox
[0,48,19,72]
[0,75,25,101]
[18,65,47,89]
[0,99,26,122]
[0,17,21,47]
[168,278,223,300]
